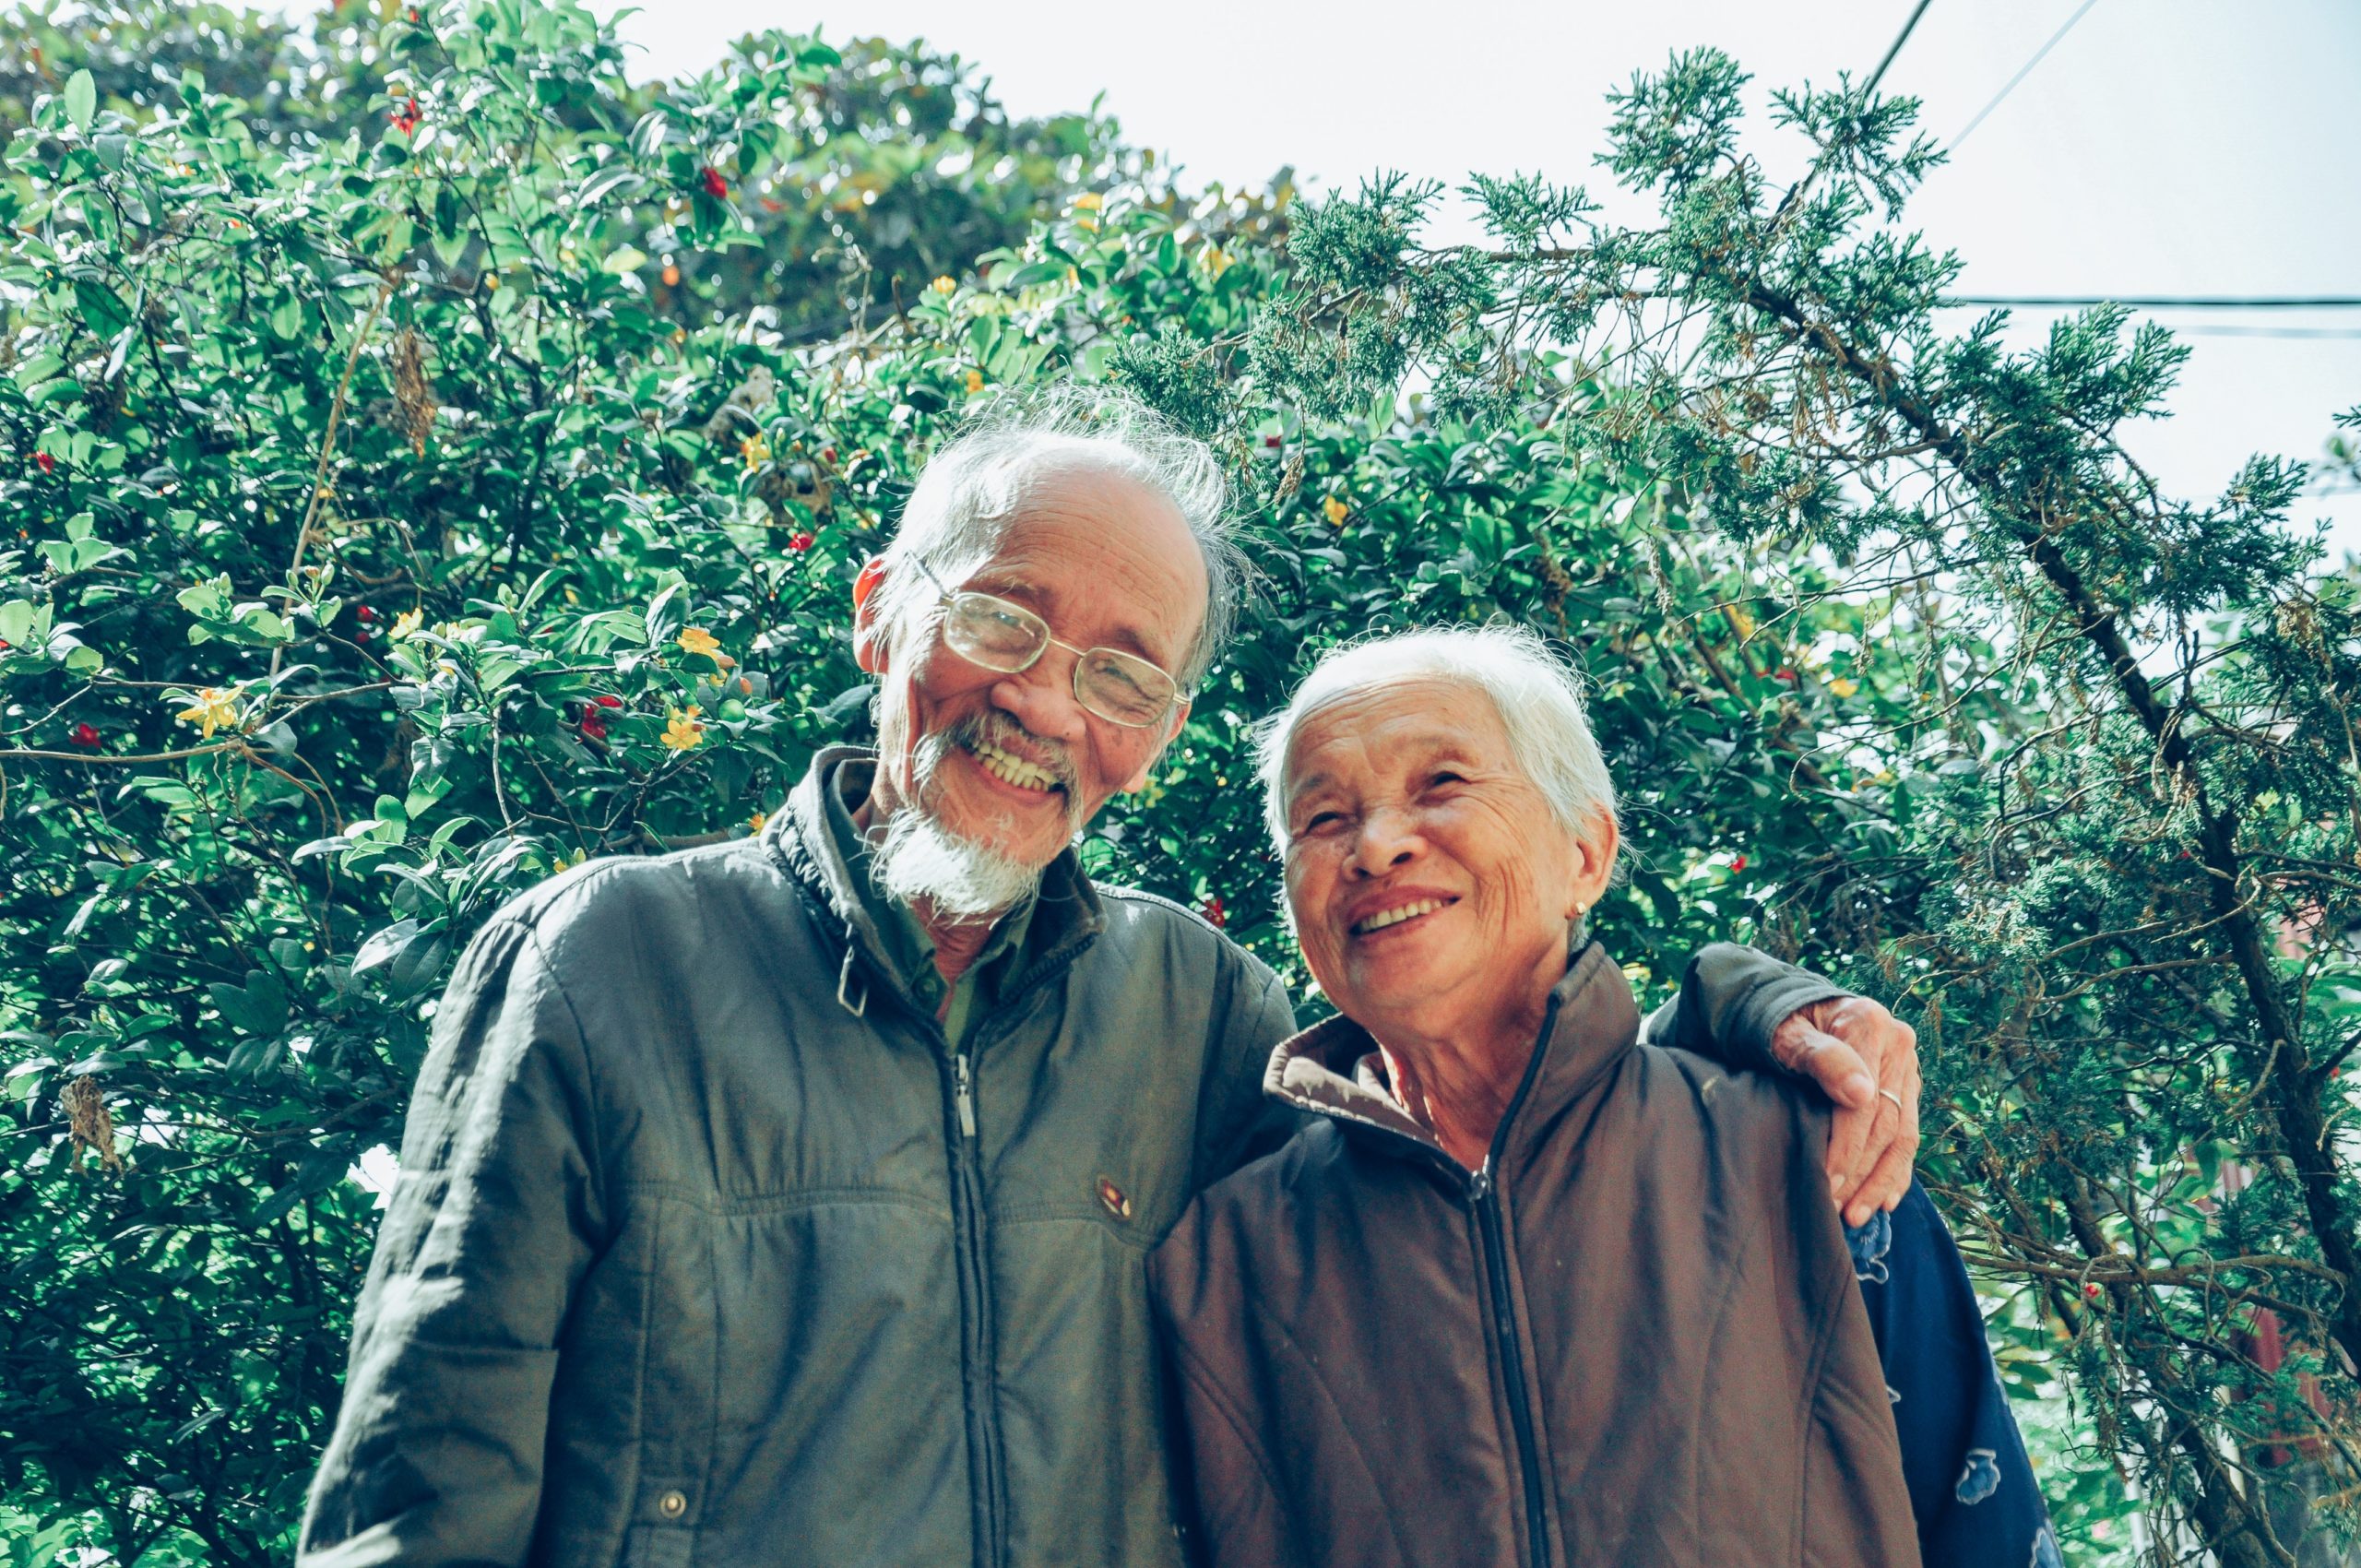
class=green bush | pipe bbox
[3,7,2356,1565]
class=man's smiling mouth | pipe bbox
[1350,897,1454,935]
[967,738,1062,794]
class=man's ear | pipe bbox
[852,557,891,676]
[1119,699,1191,794]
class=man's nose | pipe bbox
[1347,806,1424,877]
[991,647,1089,746]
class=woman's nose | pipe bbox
[1347,806,1423,877]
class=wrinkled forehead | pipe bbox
[1281,674,1512,793]
[965,462,1208,662]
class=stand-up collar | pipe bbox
[1265,941,1643,1169]
[765,745,1106,1016]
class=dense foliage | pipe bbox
[0,6,2353,1564]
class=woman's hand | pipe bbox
[1770,996,1921,1227]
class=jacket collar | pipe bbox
[765,745,1107,1018]
[1265,941,1643,1172]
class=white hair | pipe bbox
[1254,624,1620,861]
[870,384,1245,686]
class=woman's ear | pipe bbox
[1567,810,1619,919]
[852,557,891,676]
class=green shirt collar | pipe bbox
[819,758,1038,1018]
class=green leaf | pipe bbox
[64,69,96,132]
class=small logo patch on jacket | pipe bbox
[1097,1177,1132,1218]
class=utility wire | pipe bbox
[1865,0,1937,95]
[1943,295,2361,310]
[1951,0,2103,149]
[2172,326,2361,341]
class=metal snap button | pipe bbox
[657,1490,687,1520]
[1097,1176,1132,1219]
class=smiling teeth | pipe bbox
[1353,898,1445,934]
[969,740,1059,792]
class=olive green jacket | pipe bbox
[298,747,1840,1568]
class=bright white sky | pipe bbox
[591,0,2361,556]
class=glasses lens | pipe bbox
[1077,647,1176,727]
[943,593,1046,669]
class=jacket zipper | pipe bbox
[942,1035,1003,1568]
[825,919,1097,1568]
[1470,1162,1551,1568]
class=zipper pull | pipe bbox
[954,1052,977,1139]
[1468,1165,1492,1204]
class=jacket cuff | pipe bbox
[1726,961,1851,1076]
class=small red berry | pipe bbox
[355,604,376,623]
[1731,854,1748,873]
[593,693,623,708]
[820,445,837,463]
[70,723,101,749]
[1201,895,1227,930]
[787,531,815,553]
[1264,434,1282,448]
[579,711,609,741]
[34,452,54,474]
[355,629,371,644]
[1774,667,1797,683]
[2084,1283,2101,1299]
[701,167,729,199]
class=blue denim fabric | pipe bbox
[1847,1182,2053,1566]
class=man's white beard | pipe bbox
[871,807,1044,922]
[869,717,1077,922]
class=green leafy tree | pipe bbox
[2,7,2344,1566]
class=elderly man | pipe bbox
[299,388,1922,1568]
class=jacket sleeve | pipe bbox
[1638,941,1850,1075]
[299,917,607,1568]
[1853,1184,2058,1567]
[1190,954,1301,1195]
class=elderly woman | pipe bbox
[1149,627,2054,1568]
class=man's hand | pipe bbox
[1770,994,1921,1227]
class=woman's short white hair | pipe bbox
[1254,624,1620,860]
[870,384,1244,686]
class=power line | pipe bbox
[1943,295,2361,310]
[2173,326,2361,341]
[1951,0,2103,149]
[1866,0,1937,96]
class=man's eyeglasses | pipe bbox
[908,556,1182,729]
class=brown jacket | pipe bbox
[1147,943,1920,1568]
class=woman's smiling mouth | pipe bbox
[1349,897,1457,936]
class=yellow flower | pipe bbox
[676,626,730,667]
[173,686,243,739]
[390,608,423,640]
[1323,495,1348,527]
[1072,191,1102,211]
[747,811,768,836]
[1727,607,1756,639]
[740,433,772,469]
[965,368,985,394]
[1200,243,1232,278]
[660,707,705,752]
[1829,677,1859,699]
[930,275,956,295]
